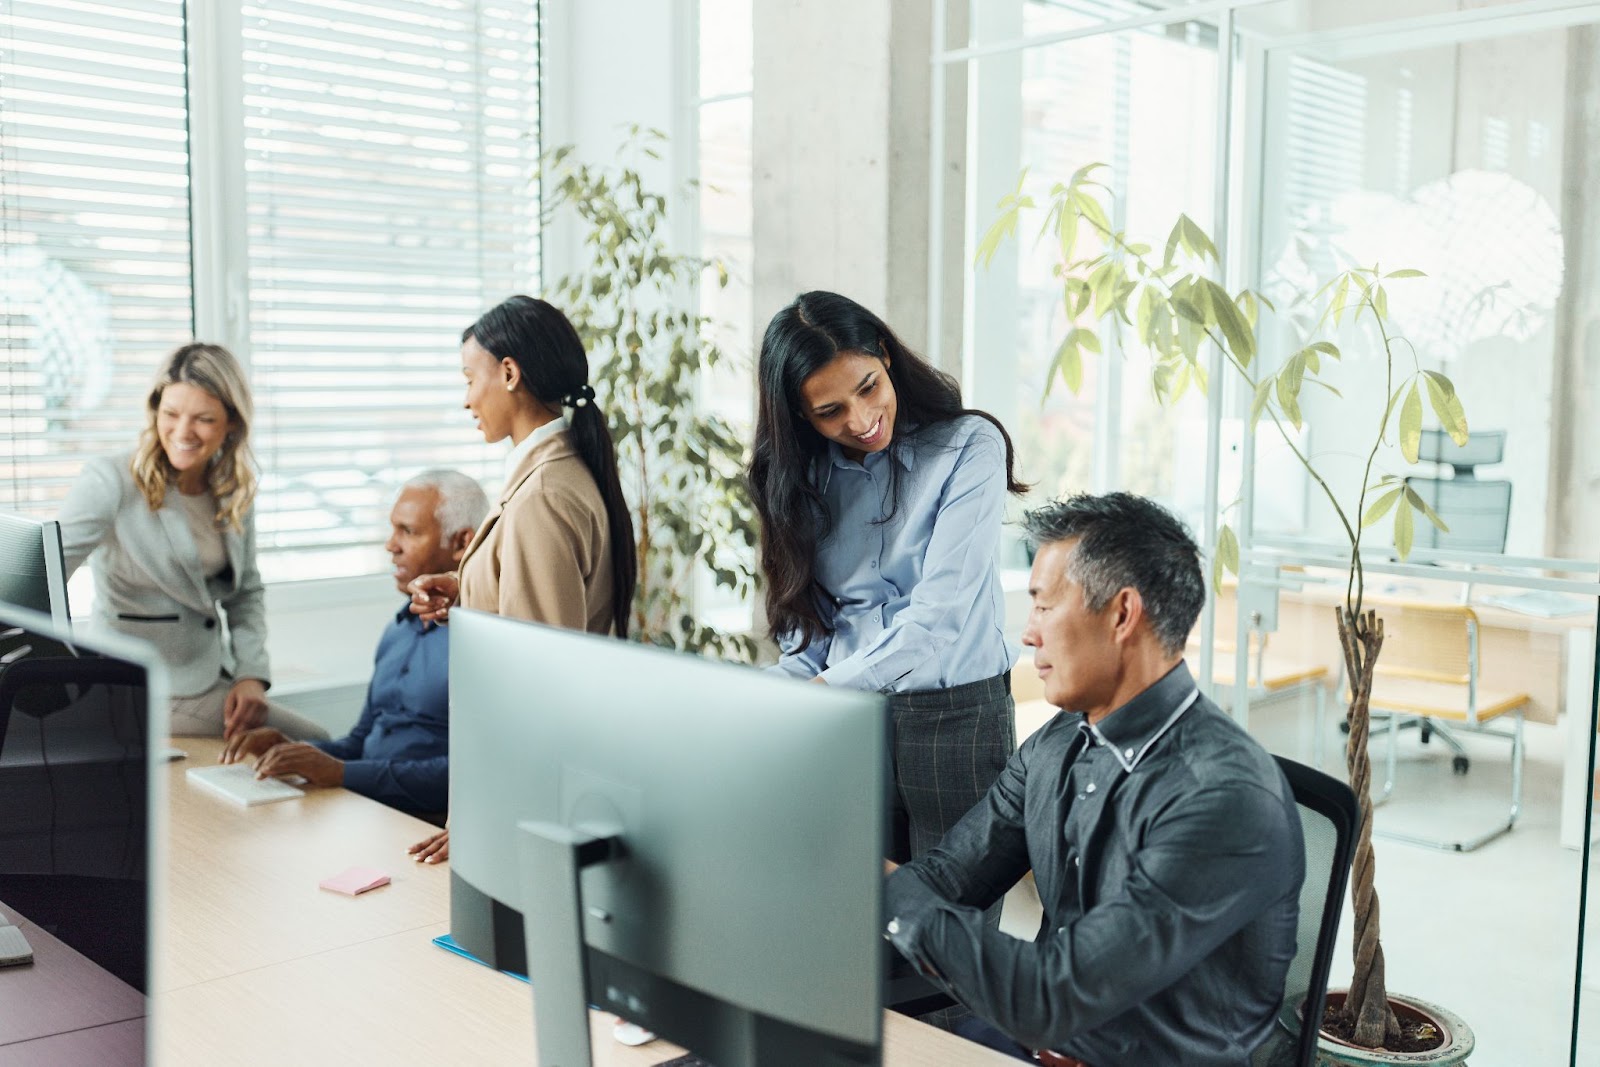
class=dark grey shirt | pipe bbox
[884,662,1304,1067]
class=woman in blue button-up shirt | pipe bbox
[749,291,1029,894]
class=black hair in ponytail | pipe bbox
[464,296,638,637]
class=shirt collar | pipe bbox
[1083,661,1200,772]
[815,434,917,492]
[392,600,439,633]
[503,415,569,480]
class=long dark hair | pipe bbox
[464,296,637,638]
[747,291,1027,647]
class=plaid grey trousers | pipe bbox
[886,671,1015,877]
[887,671,1014,1028]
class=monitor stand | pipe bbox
[518,820,621,1067]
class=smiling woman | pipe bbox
[55,343,326,742]
[748,291,1030,931]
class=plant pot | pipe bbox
[1286,990,1473,1065]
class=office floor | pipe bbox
[999,692,1596,1067]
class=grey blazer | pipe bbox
[57,453,271,697]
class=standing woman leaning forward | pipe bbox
[749,291,1029,893]
[58,343,324,740]
[406,295,637,863]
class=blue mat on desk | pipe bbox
[431,933,529,984]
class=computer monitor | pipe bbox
[448,609,887,1067]
[0,603,166,1061]
[0,513,71,627]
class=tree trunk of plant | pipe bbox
[1335,607,1402,1048]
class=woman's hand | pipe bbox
[220,726,289,764]
[408,828,450,864]
[407,572,460,624]
[222,678,270,740]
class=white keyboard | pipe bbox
[186,763,306,806]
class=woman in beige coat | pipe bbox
[406,296,637,863]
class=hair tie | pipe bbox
[562,384,597,409]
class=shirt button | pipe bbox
[1085,782,1096,794]
[1074,856,1081,868]
[886,919,901,937]
[1125,748,1135,759]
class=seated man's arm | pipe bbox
[341,753,448,815]
[309,685,379,762]
[893,737,1035,912]
[886,781,1300,1051]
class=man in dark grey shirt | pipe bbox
[884,492,1305,1067]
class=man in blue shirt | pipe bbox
[220,470,490,818]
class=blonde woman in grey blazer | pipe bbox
[58,343,324,740]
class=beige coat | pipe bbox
[457,430,616,635]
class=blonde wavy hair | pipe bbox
[131,343,257,531]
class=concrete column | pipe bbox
[752,0,966,365]
[1548,28,1600,560]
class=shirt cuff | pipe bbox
[340,758,377,796]
[883,865,946,966]
[818,655,881,692]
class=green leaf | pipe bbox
[1202,279,1255,365]
[1049,331,1086,395]
[1404,484,1451,533]
[1218,523,1240,574]
[1164,218,1185,267]
[1362,486,1403,527]
[1399,382,1422,463]
[1179,214,1220,263]
[1373,285,1389,320]
[1276,355,1305,429]
[1385,268,1426,279]
[1136,285,1159,343]
[1308,340,1340,360]
[975,206,1019,269]
[1071,188,1112,237]
[1238,289,1259,330]
[1422,370,1469,445]
[1393,494,1415,560]
[1249,377,1273,429]
[1057,203,1079,261]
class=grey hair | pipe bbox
[401,468,491,543]
[1021,492,1204,656]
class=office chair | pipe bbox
[1252,756,1358,1067]
[1364,603,1527,852]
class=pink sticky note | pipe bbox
[319,866,391,896]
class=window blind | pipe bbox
[0,0,192,513]
[241,0,540,564]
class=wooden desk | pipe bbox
[157,740,1016,1066]
[1214,579,1597,848]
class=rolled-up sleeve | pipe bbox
[818,429,1006,692]
[888,782,1300,1051]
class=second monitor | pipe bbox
[447,609,888,1067]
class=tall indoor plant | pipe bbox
[541,132,759,660]
[981,163,1470,1054]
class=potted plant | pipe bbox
[980,163,1474,1062]
[542,132,759,660]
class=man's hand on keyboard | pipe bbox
[220,727,290,765]
[254,743,345,788]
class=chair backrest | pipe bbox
[1258,755,1359,1067]
[1404,475,1511,554]
[1370,602,1476,687]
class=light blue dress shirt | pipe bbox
[772,415,1016,693]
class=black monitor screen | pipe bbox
[0,610,152,1059]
